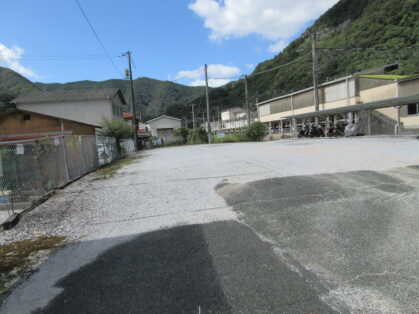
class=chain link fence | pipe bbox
[0,135,134,223]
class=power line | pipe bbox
[249,53,311,77]
[74,0,123,78]
[317,46,419,51]
[208,75,242,80]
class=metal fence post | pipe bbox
[61,136,70,182]
[80,136,87,174]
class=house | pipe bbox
[12,88,126,127]
[0,109,96,142]
[147,115,181,141]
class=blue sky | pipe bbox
[0,0,338,86]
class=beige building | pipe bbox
[13,88,125,128]
[147,115,181,142]
[257,72,419,136]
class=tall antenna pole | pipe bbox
[244,75,250,126]
[126,51,138,151]
[311,33,320,114]
[204,64,212,144]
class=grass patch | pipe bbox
[0,236,65,273]
[93,155,142,181]
[212,133,251,143]
[0,236,65,294]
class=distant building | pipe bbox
[13,88,126,127]
[147,115,181,142]
[0,109,96,142]
[221,107,247,121]
[207,107,257,133]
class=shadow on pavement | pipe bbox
[32,225,231,314]
[30,221,338,314]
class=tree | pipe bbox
[246,121,266,141]
[189,127,208,144]
[98,118,134,156]
[174,127,189,143]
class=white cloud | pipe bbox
[0,43,38,78]
[246,63,254,69]
[174,64,240,87]
[188,0,339,50]
[190,78,231,88]
[268,40,287,53]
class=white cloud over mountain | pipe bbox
[0,43,38,78]
[175,64,240,87]
[188,0,339,50]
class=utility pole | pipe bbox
[311,33,320,114]
[216,107,220,131]
[244,75,250,126]
[204,64,212,144]
[125,51,138,151]
[191,104,196,129]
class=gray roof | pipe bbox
[147,115,182,123]
[12,88,126,104]
[223,107,246,113]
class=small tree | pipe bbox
[246,121,266,141]
[189,127,208,144]
[98,118,134,156]
[174,127,189,144]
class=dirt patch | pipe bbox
[0,236,65,295]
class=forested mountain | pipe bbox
[1,0,417,120]
[0,66,39,110]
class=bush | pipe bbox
[98,118,134,156]
[246,121,266,141]
[188,127,208,144]
[174,127,189,143]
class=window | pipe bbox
[22,114,31,121]
[407,103,418,115]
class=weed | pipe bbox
[93,155,142,181]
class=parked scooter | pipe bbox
[327,123,345,137]
[298,124,310,138]
[308,124,325,137]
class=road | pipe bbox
[1,137,418,313]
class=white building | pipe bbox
[13,88,125,127]
[221,107,247,121]
[147,115,181,142]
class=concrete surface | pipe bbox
[0,137,418,313]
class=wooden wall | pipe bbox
[0,111,95,136]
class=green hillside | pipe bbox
[187,0,418,118]
[0,66,39,110]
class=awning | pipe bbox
[281,94,419,120]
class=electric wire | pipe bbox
[74,0,124,78]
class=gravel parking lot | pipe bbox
[0,137,418,313]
